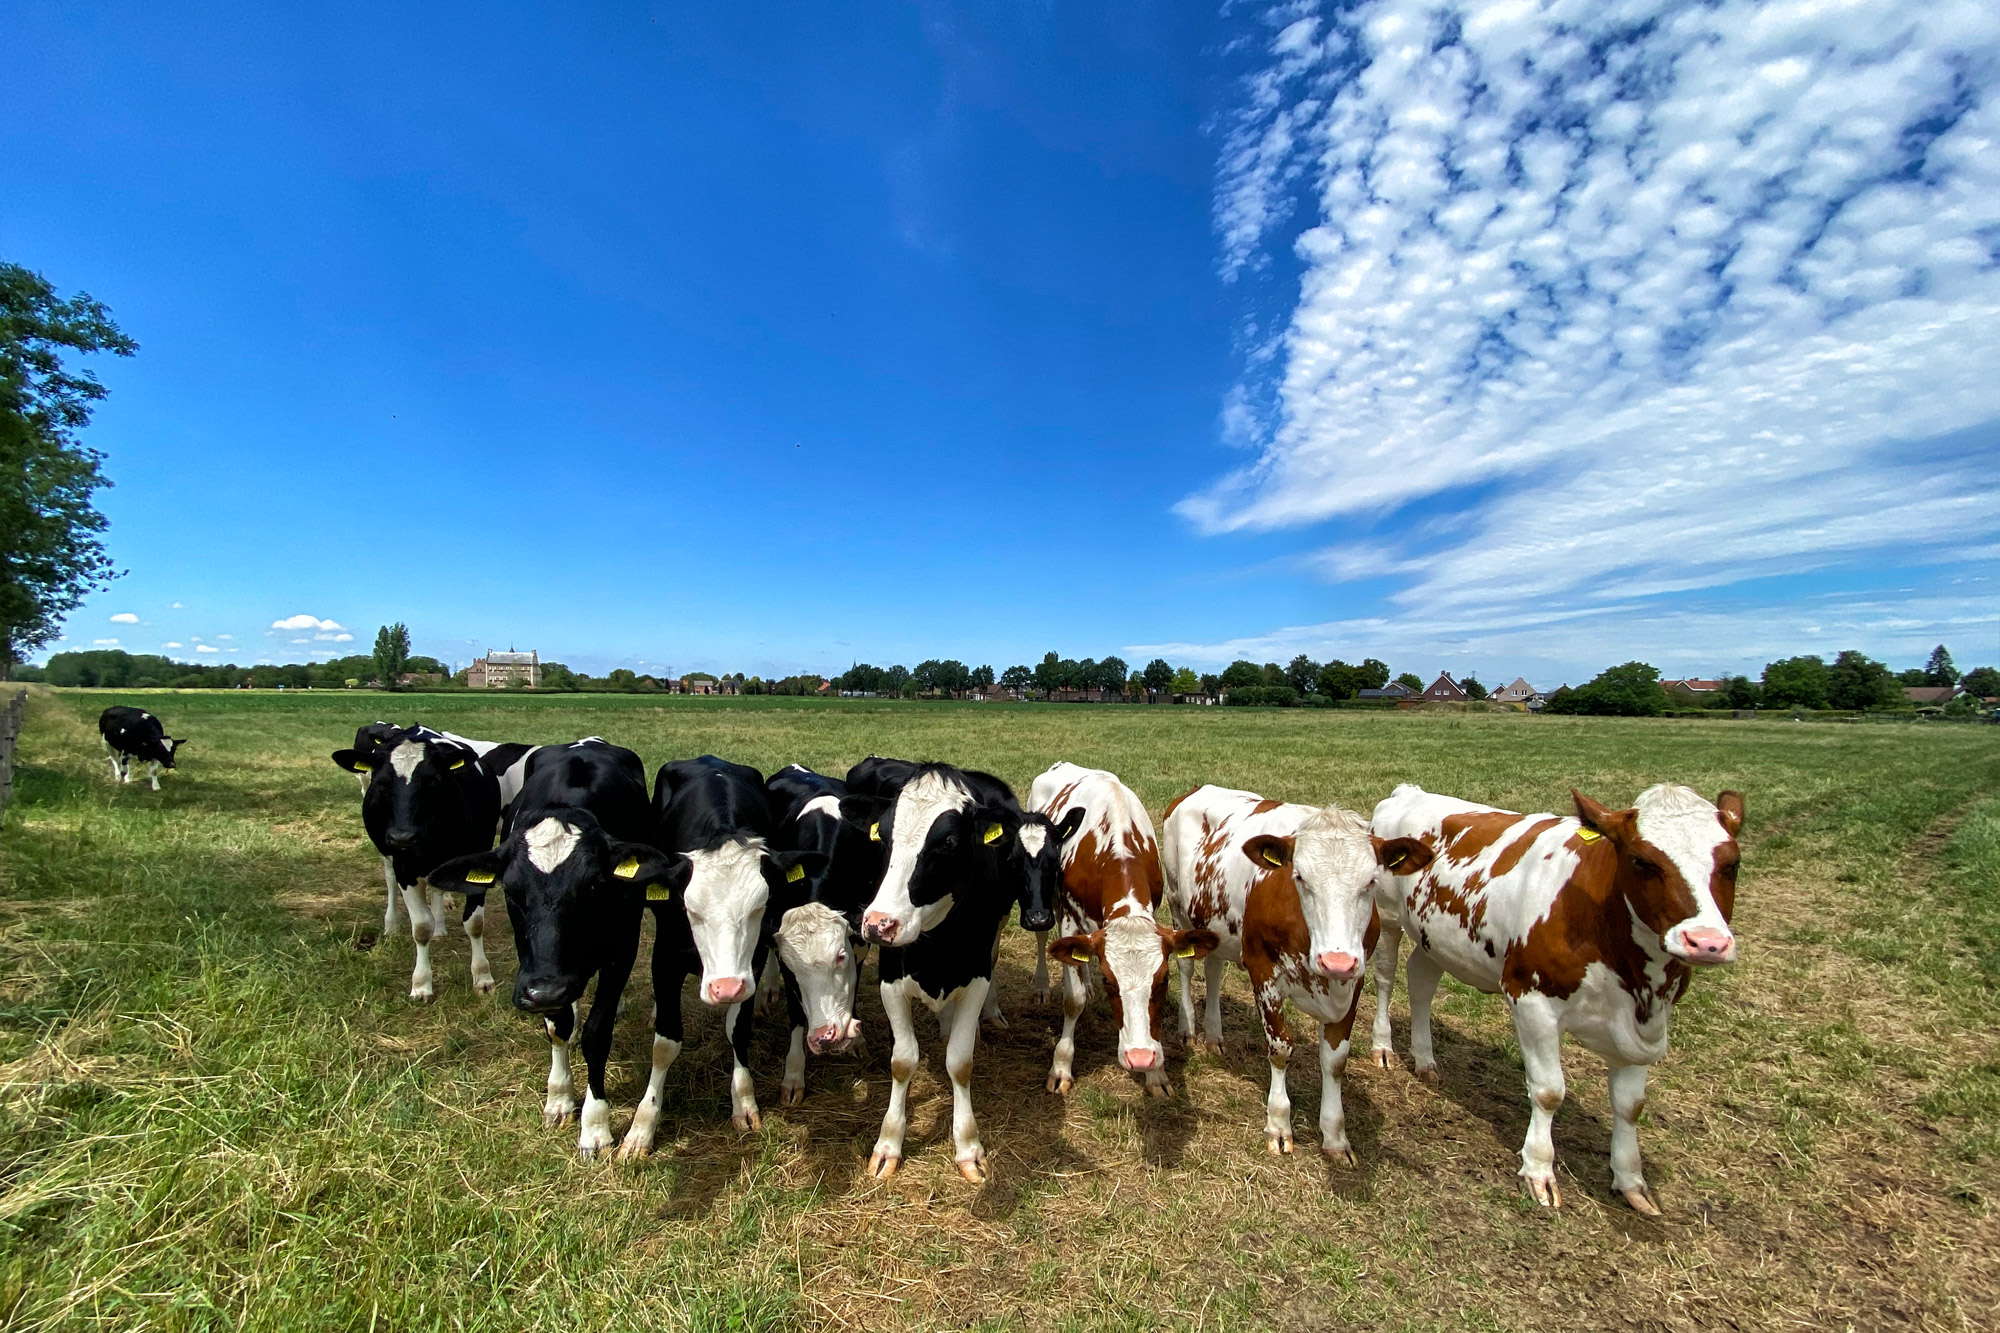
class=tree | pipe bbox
[1220,660,1263,690]
[1143,658,1173,694]
[539,662,579,690]
[971,664,995,690]
[1357,658,1391,690]
[1542,661,1665,716]
[883,664,910,693]
[373,623,411,688]
[935,659,972,696]
[1317,661,1358,700]
[912,659,942,693]
[1826,649,1899,710]
[1097,656,1129,693]
[1395,672,1423,692]
[1001,664,1032,691]
[1198,672,1221,694]
[1462,675,1488,700]
[1170,667,1200,694]
[1761,655,1829,710]
[1285,654,1320,693]
[0,264,138,677]
[1721,675,1761,709]
[1960,666,2000,697]
[1923,644,1959,687]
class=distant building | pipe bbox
[1661,678,1727,700]
[1903,686,1958,706]
[1492,677,1539,704]
[1356,683,1417,701]
[1420,673,1468,703]
[468,649,539,689]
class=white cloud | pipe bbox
[162,642,183,649]
[217,634,234,641]
[109,612,139,624]
[271,614,344,632]
[1198,0,2000,662]
[314,630,353,642]
[93,638,120,646]
[171,601,183,609]
[196,645,219,654]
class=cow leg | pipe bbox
[1319,1018,1357,1165]
[1510,993,1567,1207]
[380,857,400,937]
[1201,954,1226,1055]
[781,970,809,1106]
[576,957,638,1158]
[1259,990,1294,1154]
[148,761,162,791]
[869,980,920,1178]
[980,928,1006,1028]
[753,953,782,1017]
[1404,947,1444,1084]
[1609,1062,1660,1214]
[1046,962,1087,1094]
[462,895,496,995]
[620,939,687,1159]
[1176,951,1197,1042]
[401,882,438,1002]
[947,977,990,1182]
[543,1006,578,1126]
[1370,918,1402,1068]
[724,1000,761,1131]
[1032,930,1052,1005]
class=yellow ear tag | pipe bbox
[1577,828,1602,843]
[613,857,641,879]
[1174,945,1196,958]
[983,822,1003,845]
[450,758,466,770]
[464,868,495,885]
[1072,951,1093,963]
[1383,852,1405,871]
[646,884,672,901]
[786,863,806,883]
[868,822,881,842]
[1262,848,1285,867]
[354,761,373,771]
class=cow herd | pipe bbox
[100,707,1747,1214]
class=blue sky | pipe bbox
[6,1,1997,685]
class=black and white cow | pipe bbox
[98,706,185,790]
[764,764,886,1101]
[846,754,923,799]
[330,726,503,1001]
[625,756,829,1149]
[846,762,1030,1182]
[427,740,673,1155]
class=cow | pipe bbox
[627,756,829,1150]
[845,754,922,799]
[330,726,504,1001]
[848,762,1027,1182]
[1031,763,1213,1097]
[426,740,672,1154]
[98,706,185,790]
[762,763,882,1101]
[1162,785,1434,1162]
[1369,783,1742,1214]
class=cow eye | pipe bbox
[835,950,848,965]
[1632,856,1659,874]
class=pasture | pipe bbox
[2,689,1996,1332]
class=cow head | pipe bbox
[1051,917,1218,1073]
[774,901,863,1054]
[156,736,185,769]
[1243,808,1432,982]
[681,838,828,1006]
[851,768,1013,946]
[1011,807,1084,933]
[430,811,681,1014]
[335,735,475,851]
[1575,785,1742,966]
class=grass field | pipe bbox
[2,688,1997,1331]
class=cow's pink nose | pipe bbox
[861,911,898,944]
[706,976,751,1005]
[1680,928,1736,963]
[1315,950,1361,979]
[808,1023,853,1053]
[1123,1047,1158,1071]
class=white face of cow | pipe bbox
[1288,808,1381,983]
[1101,912,1171,1068]
[775,902,861,1054]
[1632,784,1738,964]
[682,838,771,1006]
[861,771,969,945]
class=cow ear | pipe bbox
[1054,807,1087,843]
[1373,835,1433,876]
[1572,789,1637,843]
[331,749,372,775]
[977,806,1017,849]
[1048,932,1103,966]
[1716,791,1745,837]
[838,795,889,842]
[608,842,689,900]
[1167,927,1220,960]
[768,849,830,887]
[1241,834,1294,870]
[428,850,505,893]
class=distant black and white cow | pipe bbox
[427,740,672,1154]
[764,764,885,1101]
[98,706,185,790]
[847,762,1029,1182]
[330,726,503,1001]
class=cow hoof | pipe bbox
[1414,1065,1439,1088]
[1265,1130,1294,1155]
[1323,1144,1357,1167]
[543,1102,576,1128]
[1031,987,1051,1007]
[1622,1184,1662,1216]
[409,986,435,1004]
[617,1136,653,1162]
[1201,1040,1224,1058]
[1523,1173,1563,1208]
[867,1148,901,1180]
[1145,1078,1173,1099]
[473,977,497,997]
[1372,1048,1392,1070]
[956,1154,988,1184]
[1046,1072,1072,1095]
[782,1081,805,1107]
[982,1014,1008,1032]
[733,1108,762,1132]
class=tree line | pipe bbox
[1545,645,1993,717]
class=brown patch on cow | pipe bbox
[1503,839,1693,1014]
[1439,811,1524,864]
[1489,818,1561,878]
[1163,786,1203,821]
[1251,798,1283,815]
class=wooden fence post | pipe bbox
[0,688,25,827]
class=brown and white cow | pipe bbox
[1030,762,1216,1097]
[1161,785,1433,1160]
[1369,782,1743,1214]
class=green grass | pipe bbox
[2,688,1998,1331]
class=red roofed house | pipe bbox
[1661,678,1727,701]
[1421,673,1468,703]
